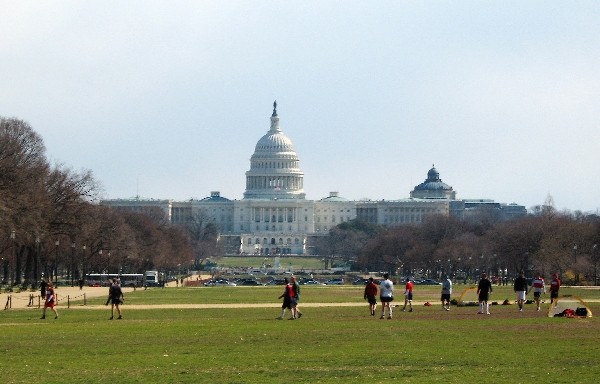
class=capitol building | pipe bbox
[101,103,526,255]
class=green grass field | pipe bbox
[2,286,600,383]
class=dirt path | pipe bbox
[4,285,599,311]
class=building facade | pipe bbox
[101,103,526,255]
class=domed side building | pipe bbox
[410,165,456,200]
[100,103,526,256]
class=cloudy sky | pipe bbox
[1,1,599,213]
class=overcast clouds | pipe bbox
[1,1,599,212]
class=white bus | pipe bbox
[144,271,162,286]
[86,273,144,287]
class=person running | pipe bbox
[108,278,124,320]
[530,272,546,311]
[401,277,413,312]
[441,275,452,311]
[40,280,58,319]
[550,273,561,306]
[277,278,293,320]
[364,277,378,316]
[379,273,394,319]
[477,273,493,315]
[514,270,528,312]
[290,275,303,319]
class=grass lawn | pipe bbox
[2,286,600,383]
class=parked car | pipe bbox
[415,279,441,285]
[300,279,321,285]
[323,278,344,285]
[204,279,236,286]
[352,279,368,285]
[240,279,264,286]
[265,279,287,286]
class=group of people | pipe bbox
[513,270,561,312]
[360,271,562,317]
[475,271,561,314]
[277,276,303,320]
[38,277,125,320]
[362,273,415,319]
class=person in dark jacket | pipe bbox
[108,278,124,320]
[514,270,528,313]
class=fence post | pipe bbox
[67,295,70,309]
[84,293,86,306]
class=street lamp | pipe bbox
[54,239,60,285]
[573,244,578,284]
[82,244,87,284]
[71,241,76,287]
[592,244,598,286]
[10,230,15,286]
[35,235,40,289]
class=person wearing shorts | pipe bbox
[108,278,124,320]
[379,273,394,319]
[514,270,528,312]
[40,280,58,319]
[277,278,293,320]
[550,273,561,305]
[441,275,452,311]
[402,277,414,312]
[477,273,493,315]
[530,272,546,311]
[364,277,378,316]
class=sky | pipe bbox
[1,1,599,213]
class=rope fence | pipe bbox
[2,293,88,310]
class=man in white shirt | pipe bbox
[379,273,394,319]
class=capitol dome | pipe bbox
[243,102,305,199]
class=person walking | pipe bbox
[40,280,58,319]
[364,277,378,316]
[108,278,124,320]
[39,278,48,301]
[379,273,394,319]
[401,277,413,312]
[290,275,303,319]
[550,273,561,306]
[530,272,546,311]
[441,275,452,311]
[78,277,84,290]
[477,273,493,315]
[514,270,528,312]
[277,278,293,320]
